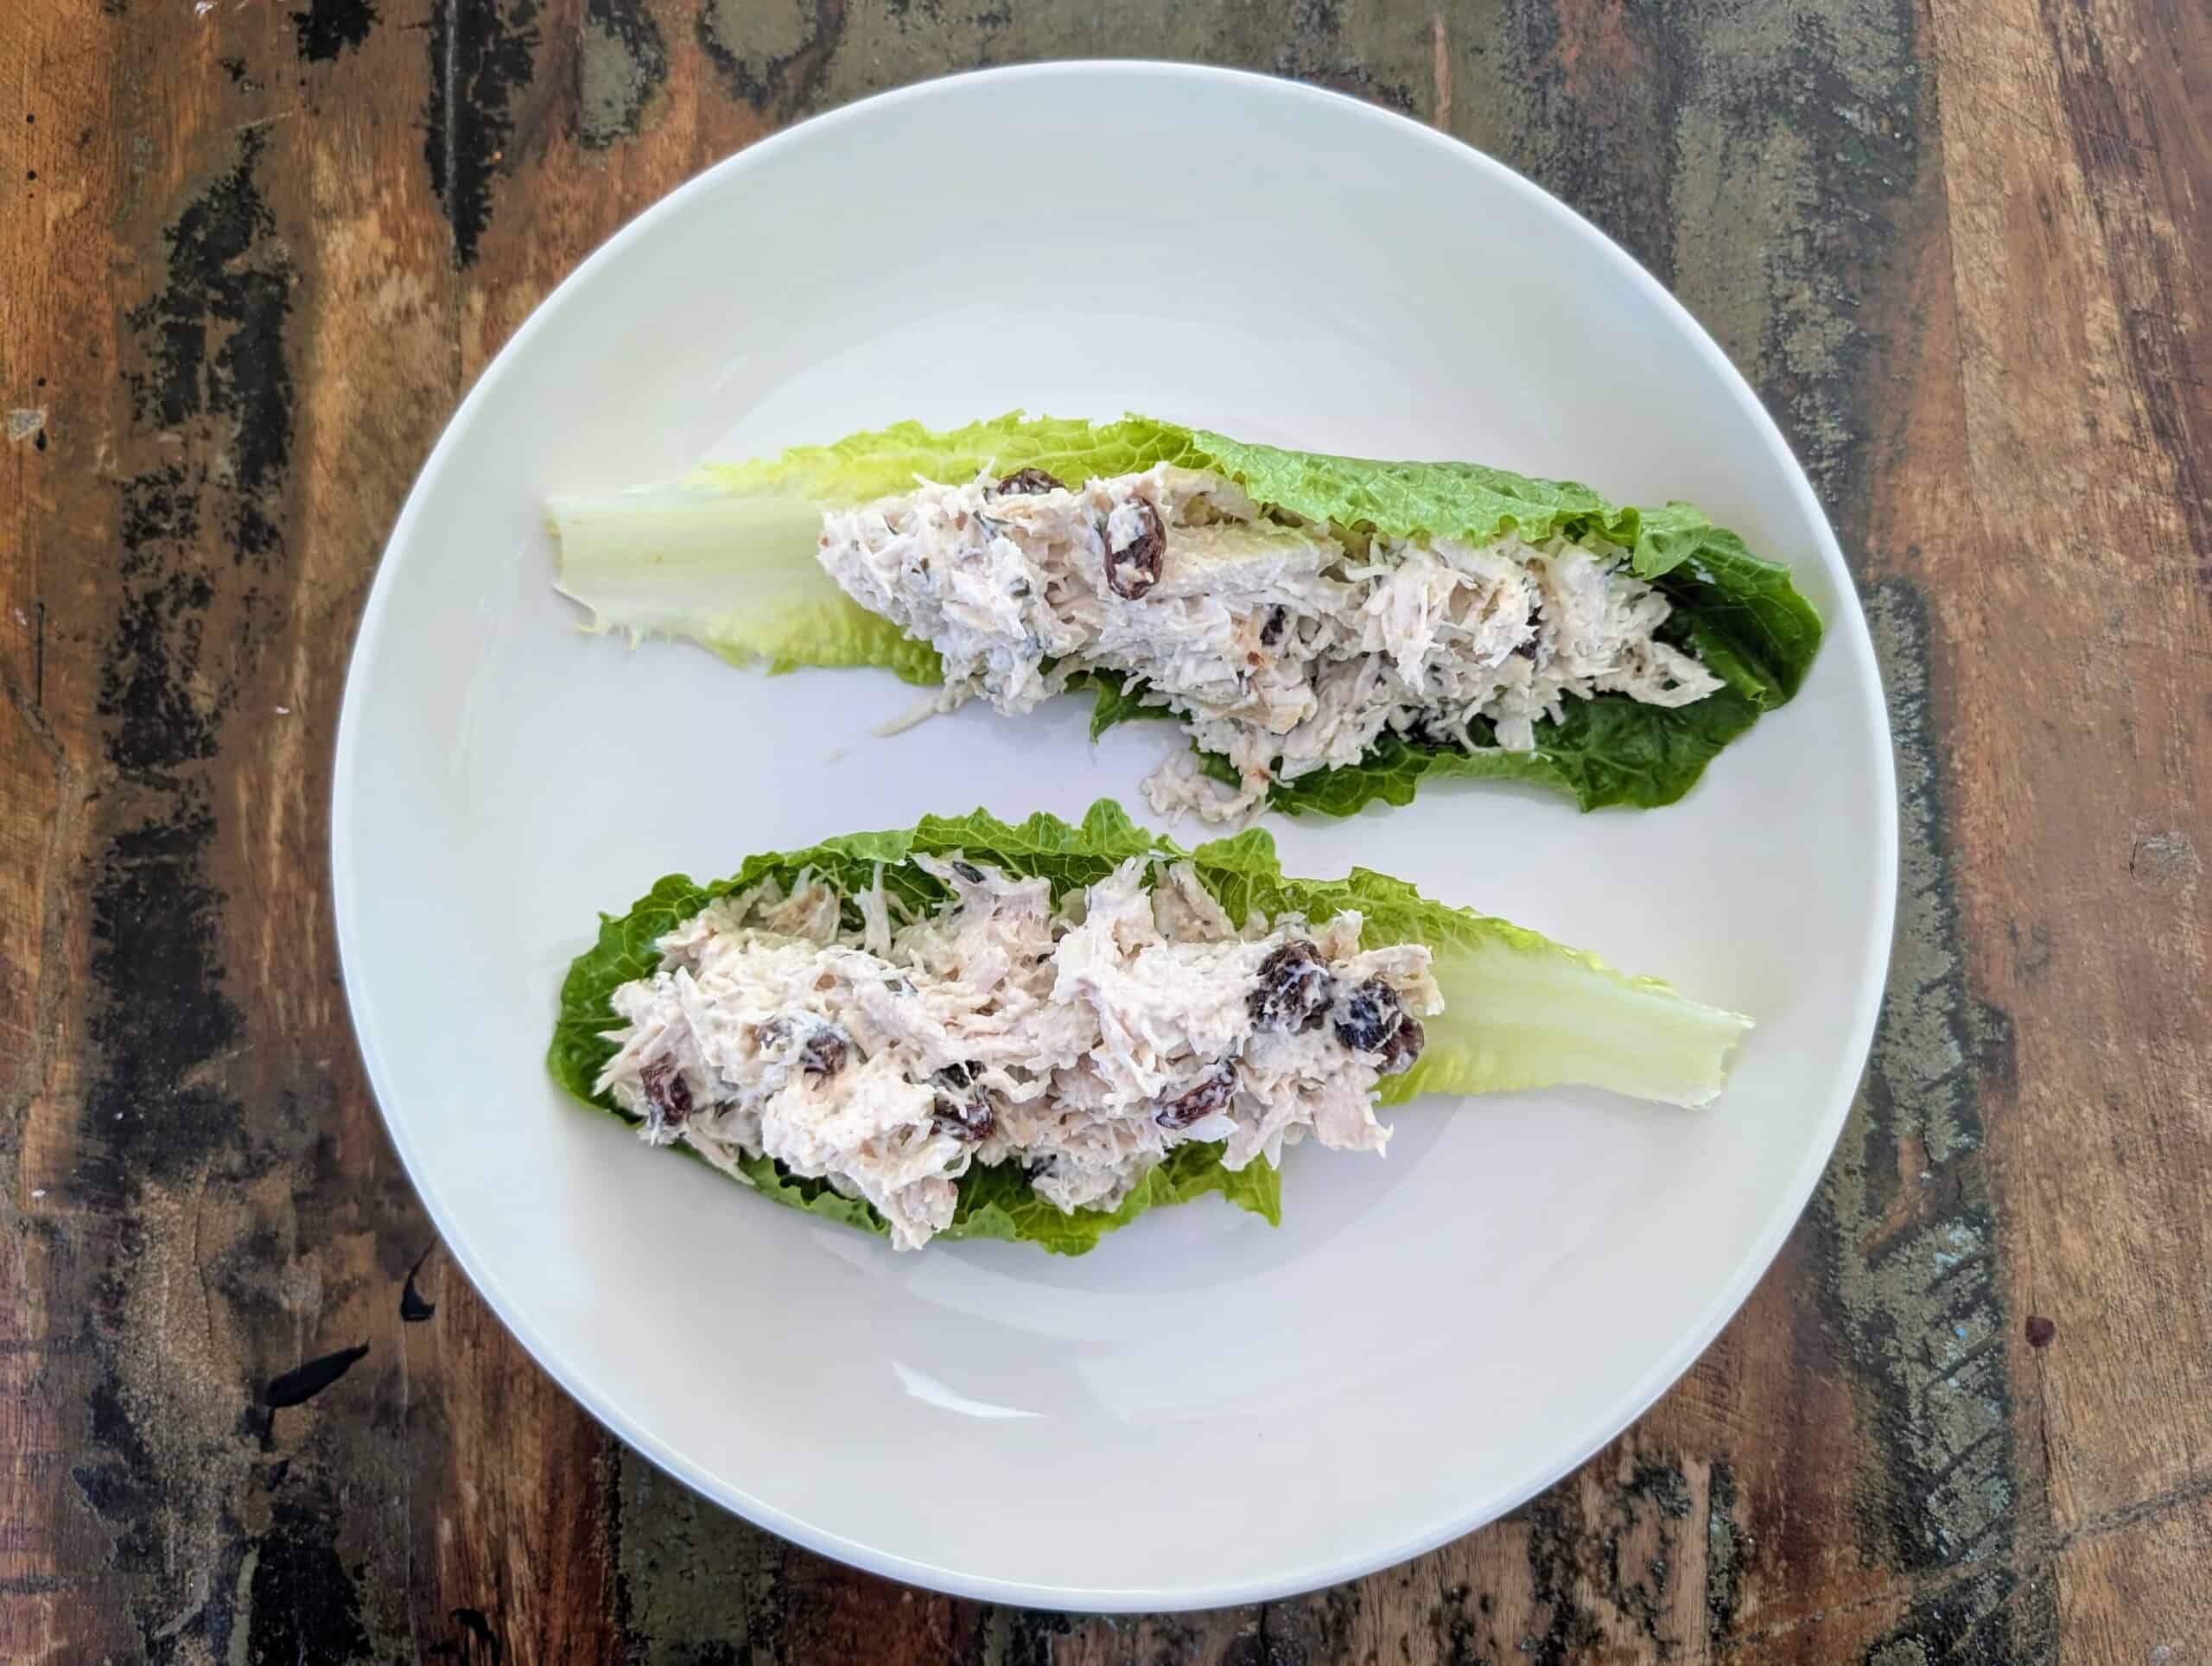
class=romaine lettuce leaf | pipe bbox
[1253,679,1763,815]
[549,801,1749,1250]
[550,415,1821,813]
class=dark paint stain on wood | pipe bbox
[246,1496,373,1662]
[1704,1458,1745,1642]
[1516,1491,1608,1662]
[264,1342,371,1408]
[292,0,378,61]
[607,1450,797,1656]
[578,0,669,149]
[1431,1582,1482,1664]
[157,1512,253,1657]
[401,1244,438,1320]
[425,0,542,266]
[1806,579,2053,1659]
[85,806,246,1186]
[69,1382,163,1574]
[1268,0,1416,118]
[427,1605,505,1661]
[1859,1564,2059,1665]
[103,125,294,751]
[615,1644,738,1666]
[696,0,849,120]
[1222,1632,1308,1666]
[86,127,299,1202]
[213,1224,304,1331]
[106,465,218,769]
[122,128,295,506]
[1502,1459,1701,1663]
[996,1607,1075,1666]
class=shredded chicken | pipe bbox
[817,464,1724,823]
[594,857,1439,1250]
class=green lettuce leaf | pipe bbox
[550,414,1822,813]
[1254,681,1764,816]
[1062,667,1181,739]
[549,801,1749,1250]
[948,1139,1281,1252]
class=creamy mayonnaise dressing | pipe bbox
[817,464,1724,823]
[594,856,1438,1250]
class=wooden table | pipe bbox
[5,0,2206,1659]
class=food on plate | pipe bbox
[549,802,1752,1252]
[549,415,1821,823]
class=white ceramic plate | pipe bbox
[334,64,1894,1609]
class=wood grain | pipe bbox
[3,0,2205,1659]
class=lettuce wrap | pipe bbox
[550,415,1822,817]
[550,801,1751,1253]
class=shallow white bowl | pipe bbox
[334,63,1894,1609]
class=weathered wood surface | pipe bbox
[3,0,2206,1657]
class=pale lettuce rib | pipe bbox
[1386,925,1751,1109]
[549,484,938,681]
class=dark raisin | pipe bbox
[1375,1014,1424,1077]
[951,860,985,883]
[932,1091,995,1141]
[1249,940,1337,1032]
[1401,711,1447,749]
[1259,605,1287,647]
[1514,604,1542,659]
[762,1016,850,1078]
[799,1027,849,1078]
[929,1064,992,1140]
[994,467,1065,496]
[1155,1059,1238,1129]
[1103,498,1166,600]
[639,1056,693,1131]
[1332,979,1408,1056]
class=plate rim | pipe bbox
[331,58,1898,1611]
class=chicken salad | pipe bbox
[597,854,1436,1249]
[817,461,1725,823]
